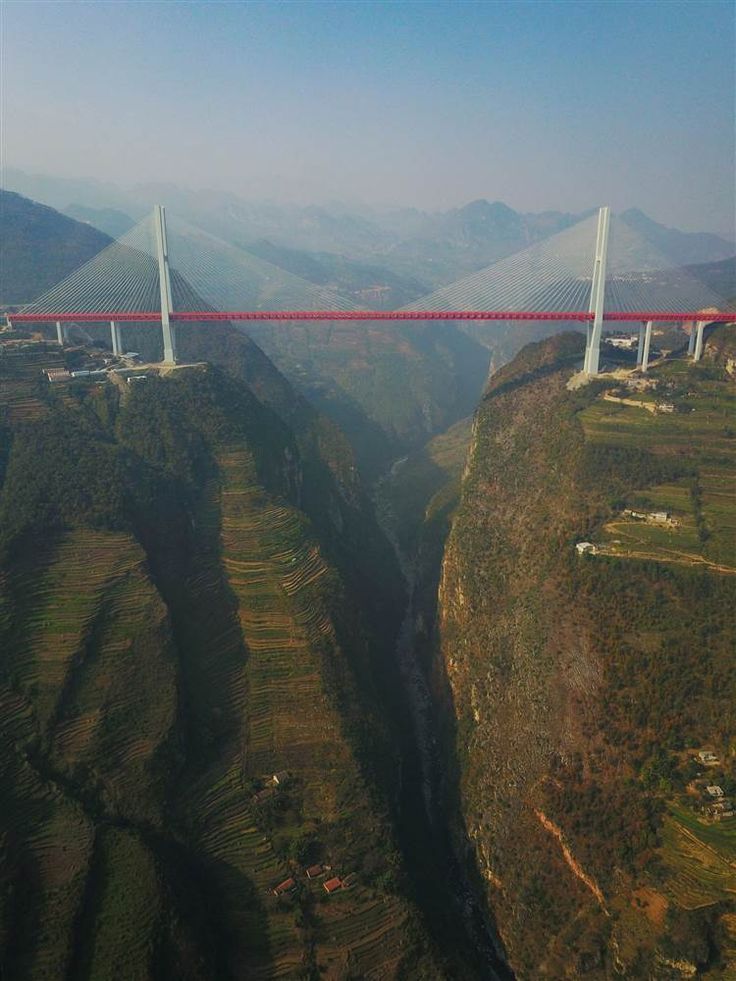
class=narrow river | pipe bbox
[373,458,512,980]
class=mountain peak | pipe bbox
[458,199,518,218]
[620,206,735,265]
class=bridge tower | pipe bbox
[636,322,646,366]
[687,323,697,356]
[583,206,611,376]
[154,205,177,364]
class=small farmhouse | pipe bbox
[575,542,597,555]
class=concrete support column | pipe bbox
[56,320,64,346]
[687,323,696,356]
[641,320,653,373]
[693,321,705,362]
[110,320,122,356]
[636,323,646,365]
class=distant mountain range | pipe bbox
[4,167,734,296]
[618,207,735,269]
[683,256,736,302]
[63,203,135,239]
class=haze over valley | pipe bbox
[1,2,735,979]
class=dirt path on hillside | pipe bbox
[601,521,736,574]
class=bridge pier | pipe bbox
[110,320,122,356]
[56,320,65,346]
[640,320,653,372]
[687,323,696,356]
[583,206,611,375]
[693,320,705,361]
[636,323,646,366]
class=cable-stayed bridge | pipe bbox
[10,205,734,375]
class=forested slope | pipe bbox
[0,191,112,305]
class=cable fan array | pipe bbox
[164,216,360,314]
[19,207,728,322]
[20,211,361,319]
[401,212,725,317]
[604,218,724,313]
[403,213,600,314]
[20,214,161,315]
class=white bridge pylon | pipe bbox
[154,205,176,364]
[583,206,610,375]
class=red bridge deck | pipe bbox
[9,310,735,324]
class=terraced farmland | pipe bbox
[82,829,164,981]
[0,351,443,978]
[0,525,180,979]
[662,811,736,911]
[579,357,736,573]
[659,807,736,977]
[0,343,64,424]
[0,684,94,980]
[4,529,177,823]
[172,444,429,978]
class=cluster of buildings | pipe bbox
[622,508,680,527]
[573,504,684,558]
[575,541,599,556]
[352,285,391,302]
[257,770,359,897]
[271,866,356,897]
[605,335,639,350]
[44,350,145,386]
[690,751,734,821]
[702,784,734,821]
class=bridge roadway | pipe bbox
[10,310,736,324]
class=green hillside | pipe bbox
[0,191,112,305]
[0,348,448,980]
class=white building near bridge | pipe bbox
[575,542,598,555]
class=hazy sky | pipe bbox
[2,0,734,234]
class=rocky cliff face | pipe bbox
[436,331,736,978]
